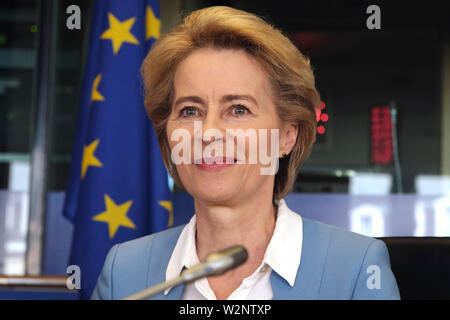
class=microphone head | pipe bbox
[205,245,248,276]
[180,245,248,283]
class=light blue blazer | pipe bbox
[91,217,400,300]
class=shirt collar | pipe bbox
[164,214,198,294]
[164,198,303,294]
[264,198,303,286]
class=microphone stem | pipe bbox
[122,245,247,300]
[123,276,184,300]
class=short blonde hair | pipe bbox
[141,6,320,200]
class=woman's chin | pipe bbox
[189,183,240,204]
[178,165,257,204]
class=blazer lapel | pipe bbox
[164,284,185,300]
[145,226,186,300]
[270,267,321,300]
[271,217,333,300]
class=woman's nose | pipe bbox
[194,110,226,144]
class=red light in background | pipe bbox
[289,32,330,56]
[371,106,393,165]
[314,101,329,142]
[317,125,325,134]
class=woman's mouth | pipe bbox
[195,156,236,171]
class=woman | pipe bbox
[92,6,400,300]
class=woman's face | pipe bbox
[166,48,296,205]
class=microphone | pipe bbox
[123,245,248,300]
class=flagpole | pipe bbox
[26,0,57,275]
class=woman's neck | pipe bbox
[194,189,277,278]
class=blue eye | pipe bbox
[232,104,249,115]
[180,106,198,117]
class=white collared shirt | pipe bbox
[164,198,303,300]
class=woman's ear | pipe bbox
[280,123,298,156]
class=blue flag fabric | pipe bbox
[63,0,172,299]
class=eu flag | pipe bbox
[63,0,172,299]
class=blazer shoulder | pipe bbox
[117,224,186,257]
[301,217,399,299]
[112,224,186,279]
[302,217,375,255]
[302,217,381,277]
[91,225,185,299]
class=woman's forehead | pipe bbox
[173,48,273,101]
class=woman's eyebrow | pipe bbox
[173,94,258,107]
[174,96,205,106]
[220,94,258,105]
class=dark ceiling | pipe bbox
[184,0,450,30]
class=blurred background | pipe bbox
[0,0,449,299]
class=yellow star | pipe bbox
[92,194,135,239]
[100,13,139,54]
[158,200,174,227]
[91,74,104,102]
[81,139,103,179]
[146,5,160,40]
